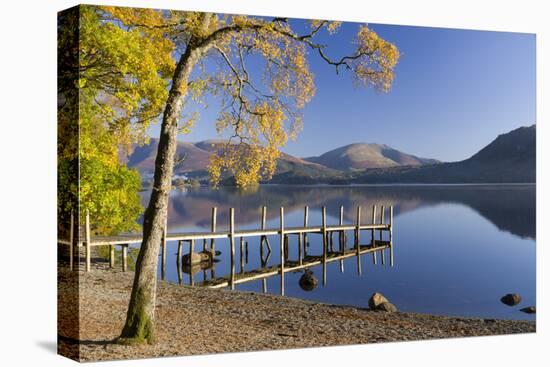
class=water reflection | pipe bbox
[137,184,535,320]
[149,184,535,240]
[171,229,392,296]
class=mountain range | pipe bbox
[127,124,535,184]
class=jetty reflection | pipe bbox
[183,240,393,294]
[172,205,394,295]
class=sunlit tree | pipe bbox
[58,6,174,234]
[78,6,400,344]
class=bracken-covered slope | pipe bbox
[305,143,439,171]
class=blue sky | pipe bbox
[149,21,536,162]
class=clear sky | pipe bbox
[149,21,536,163]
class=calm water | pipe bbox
[139,184,536,321]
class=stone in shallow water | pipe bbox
[181,251,210,265]
[500,293,522,306]
[368,292,390,310]
[520,306,536,314]
[299,270,318,291]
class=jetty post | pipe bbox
[177,240,182,284]
[380,205,386,265]
[279,207,285,295]
[356,206,362,275]
[210,207,217,252]
[390,205,394,267]
[109,245,115,268]
[161,216,167,280]
[298,223,303,266]
[339,205,345,273]
[322,206,328,286]
[190,239,196,286]
[122,245,128,272]
[371,205,377,265]
[245,240,249,264]
[229,208,236,290]
[260,206,272,253]
[240,237,245,273]
[189,240,195,286]
[303,205,309,257]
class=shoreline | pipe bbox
[58,263,535,362]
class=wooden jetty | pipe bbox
[58,204,394,294]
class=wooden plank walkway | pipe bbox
[58,204,394,292]
[85,224,390,246]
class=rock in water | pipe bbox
[299,270,318,291]
[368,292,390,310]
[376,302,398,313]
[198,251,213,262]
[500,293,522,306]
[181,252,203,265]
[520,306,536,314]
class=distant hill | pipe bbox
[127,125,535,184]
[127,139,211,173]
[305,143,439,171]
[127,139,340,181]
[352,125,536,184]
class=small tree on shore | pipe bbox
[85,6,400,344]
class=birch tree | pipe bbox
[85,6,400,344]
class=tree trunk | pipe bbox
[118,31,211,344]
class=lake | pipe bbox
[139,184,536,321]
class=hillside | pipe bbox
[127,139,211,173]
[352,125,536,184]
[127,139,339,181]
[305,143,439,171]
[127,125,535,185]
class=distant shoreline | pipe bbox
[140,182,536,191]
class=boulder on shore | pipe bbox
[520,306,536,314]
[368,292,389,310]
[500,293,522,306]
[376,302,398,313]
[368,292,398,312]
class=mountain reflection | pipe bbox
[141,184,535,240]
